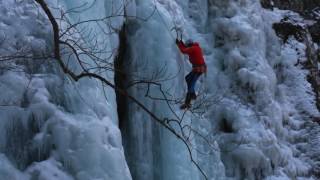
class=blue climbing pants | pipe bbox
[185,71,202,93]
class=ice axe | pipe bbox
[171,26,183,41]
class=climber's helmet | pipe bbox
[185,39,194,47]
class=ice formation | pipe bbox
[0,0,130,179]
[0,0,319,180]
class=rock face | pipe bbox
[261,0,320,43]
[261,0,320,178]
[261,0,320,12]
[309,21,320,43]
[266,0,320,110]
[272,21,305,43]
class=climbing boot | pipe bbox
[180,103,191,109]
[180,93,192,109]
[190,92,197,100]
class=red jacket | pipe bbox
[178,41,205,66]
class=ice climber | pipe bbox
[176,38,207,109]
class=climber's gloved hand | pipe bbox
[175,38,180,45]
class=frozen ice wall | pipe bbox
[206,1,319,179]
[0,0,319,179]
[121,0,226,179]
[0,0,131,179]
[121,0,319,179]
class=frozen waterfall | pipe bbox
[0,0,319,180]
[119,0,319,179]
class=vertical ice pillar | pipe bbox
[120,0,203,179]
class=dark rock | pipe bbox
[261,0,320,43]
[219,118,234,133]
[309,21,320,43]
[272,21,306,42]
[312,116,320,124]
[261,0,320,13]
